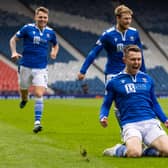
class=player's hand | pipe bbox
[164,120,168,128]
[77,73,85,80]
[50,52,57,59]
[11,53,22,62]
[100,117,108,128]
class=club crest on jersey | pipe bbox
[130,36,135,41]
[142,78,147,83]
[125,83,136,93]
[47,33,50,38]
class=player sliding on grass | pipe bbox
[9,6,59,133]
[100,45,168,157]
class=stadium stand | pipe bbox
[50,77,104,95]
[48,61,105,95]
[147,66,168,96]
[51,25,106,57]
[19,0,115,23]
[0,60,19,95]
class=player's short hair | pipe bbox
[124,45,141,56]
[114,4,133,17]
[35,6,49,15]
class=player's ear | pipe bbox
[123,55,126,64]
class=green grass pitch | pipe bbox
[0,98,168,168]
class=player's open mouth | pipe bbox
[132,66,139,70]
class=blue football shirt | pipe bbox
[16,23,58,68]
[100,71,167,127]
[80,26,146,75]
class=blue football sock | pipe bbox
[143,147,160,157]
[116,145,127,157]
[34,97,43,122]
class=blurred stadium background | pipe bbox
[1,0,168,98]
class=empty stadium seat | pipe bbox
[0,60,19,94]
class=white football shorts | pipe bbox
[19,66,48,89]
[122,119,167,146]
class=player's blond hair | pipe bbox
[35,6,49,15]
[124,45,141,57]
[114,5,133,17]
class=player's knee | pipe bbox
[34,90,44,97]
[159,148,168,156]
[35,93,43,97]
[126,148,142,157]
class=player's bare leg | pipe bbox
[19,89,28,108]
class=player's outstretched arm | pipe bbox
[9,35,22,61]
[79,45,103,77]
[99,83,114,128]
[50,44,59,59]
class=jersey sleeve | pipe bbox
[99,81,114,120]
[50,31,58,46]
[16,24,27,38]
[79,33,105,74]
[150,78,168,123]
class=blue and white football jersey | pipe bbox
[100,71,167,127]
[16,23,58,68]
[80,26,146,75]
